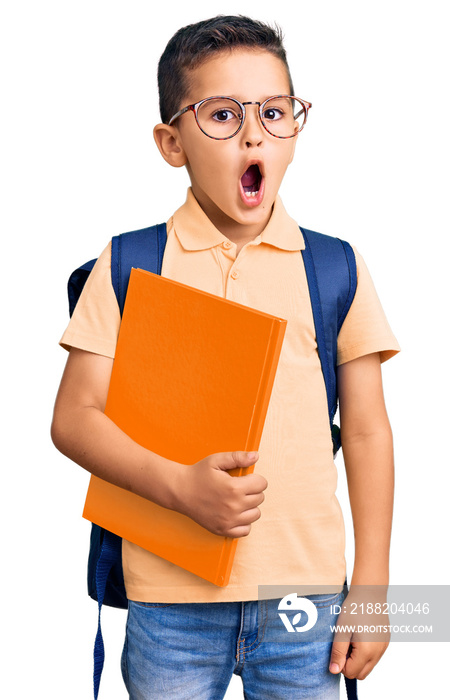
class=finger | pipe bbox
[225,523,253,538]
[341,644,373,679]
[249,490,265,506]
[239,473,268,494]
[329,640,351,674]
[214,451,259,470]
[343,641,388,680]
[238,490,265,510]
[343,657,374,681]
[240,505,263,522]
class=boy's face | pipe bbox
[166,49,299,237]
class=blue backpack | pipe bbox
[68,222,358,699]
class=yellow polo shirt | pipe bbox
[61,188,400,603]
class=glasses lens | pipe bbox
[261,97,306,138]
[196,98,243,139]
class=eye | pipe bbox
[262,107,284,121]
[212,109,239,122]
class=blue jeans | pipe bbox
[121,589,345,699]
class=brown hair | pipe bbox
[157,15,295,124]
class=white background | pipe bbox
[2,0,449,698]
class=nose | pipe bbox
[241,102,264,147]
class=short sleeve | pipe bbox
[59,241,121,358]
[337,247,400,365]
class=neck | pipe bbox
[190,187,273,249]
[222,225,265,254]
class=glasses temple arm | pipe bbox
[168,105,192,126]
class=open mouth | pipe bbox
[241,164,263,199]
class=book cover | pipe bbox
[83,268,287,586]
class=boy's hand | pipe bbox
[329,637,389,681]
[174,451,267,538]
[329,586,390,680]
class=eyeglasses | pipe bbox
[168,95,312,140]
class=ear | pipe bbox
[153,123,187,168]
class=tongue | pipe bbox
[241,165,259,188]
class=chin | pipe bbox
[238,201,273,222]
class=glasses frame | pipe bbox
[168,95,312,140]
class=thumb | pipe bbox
[215,451,259,471]
[329,640,350,674]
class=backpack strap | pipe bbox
[68,259,97,317]
[345,675,359,699]
[93,222,167,699]
[300,227,357,454]
[111,222,167,314]
[93,529,122,699]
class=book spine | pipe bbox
[214,318,286,586]
[243,318,286,452]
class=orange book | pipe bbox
[83,268,287,586]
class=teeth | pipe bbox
[244,191,258,198]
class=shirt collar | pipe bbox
[173,188,304,252]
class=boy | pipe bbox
[51,15,400,699]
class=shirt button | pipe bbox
[230,269,239,280]
[223,241,232,249]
